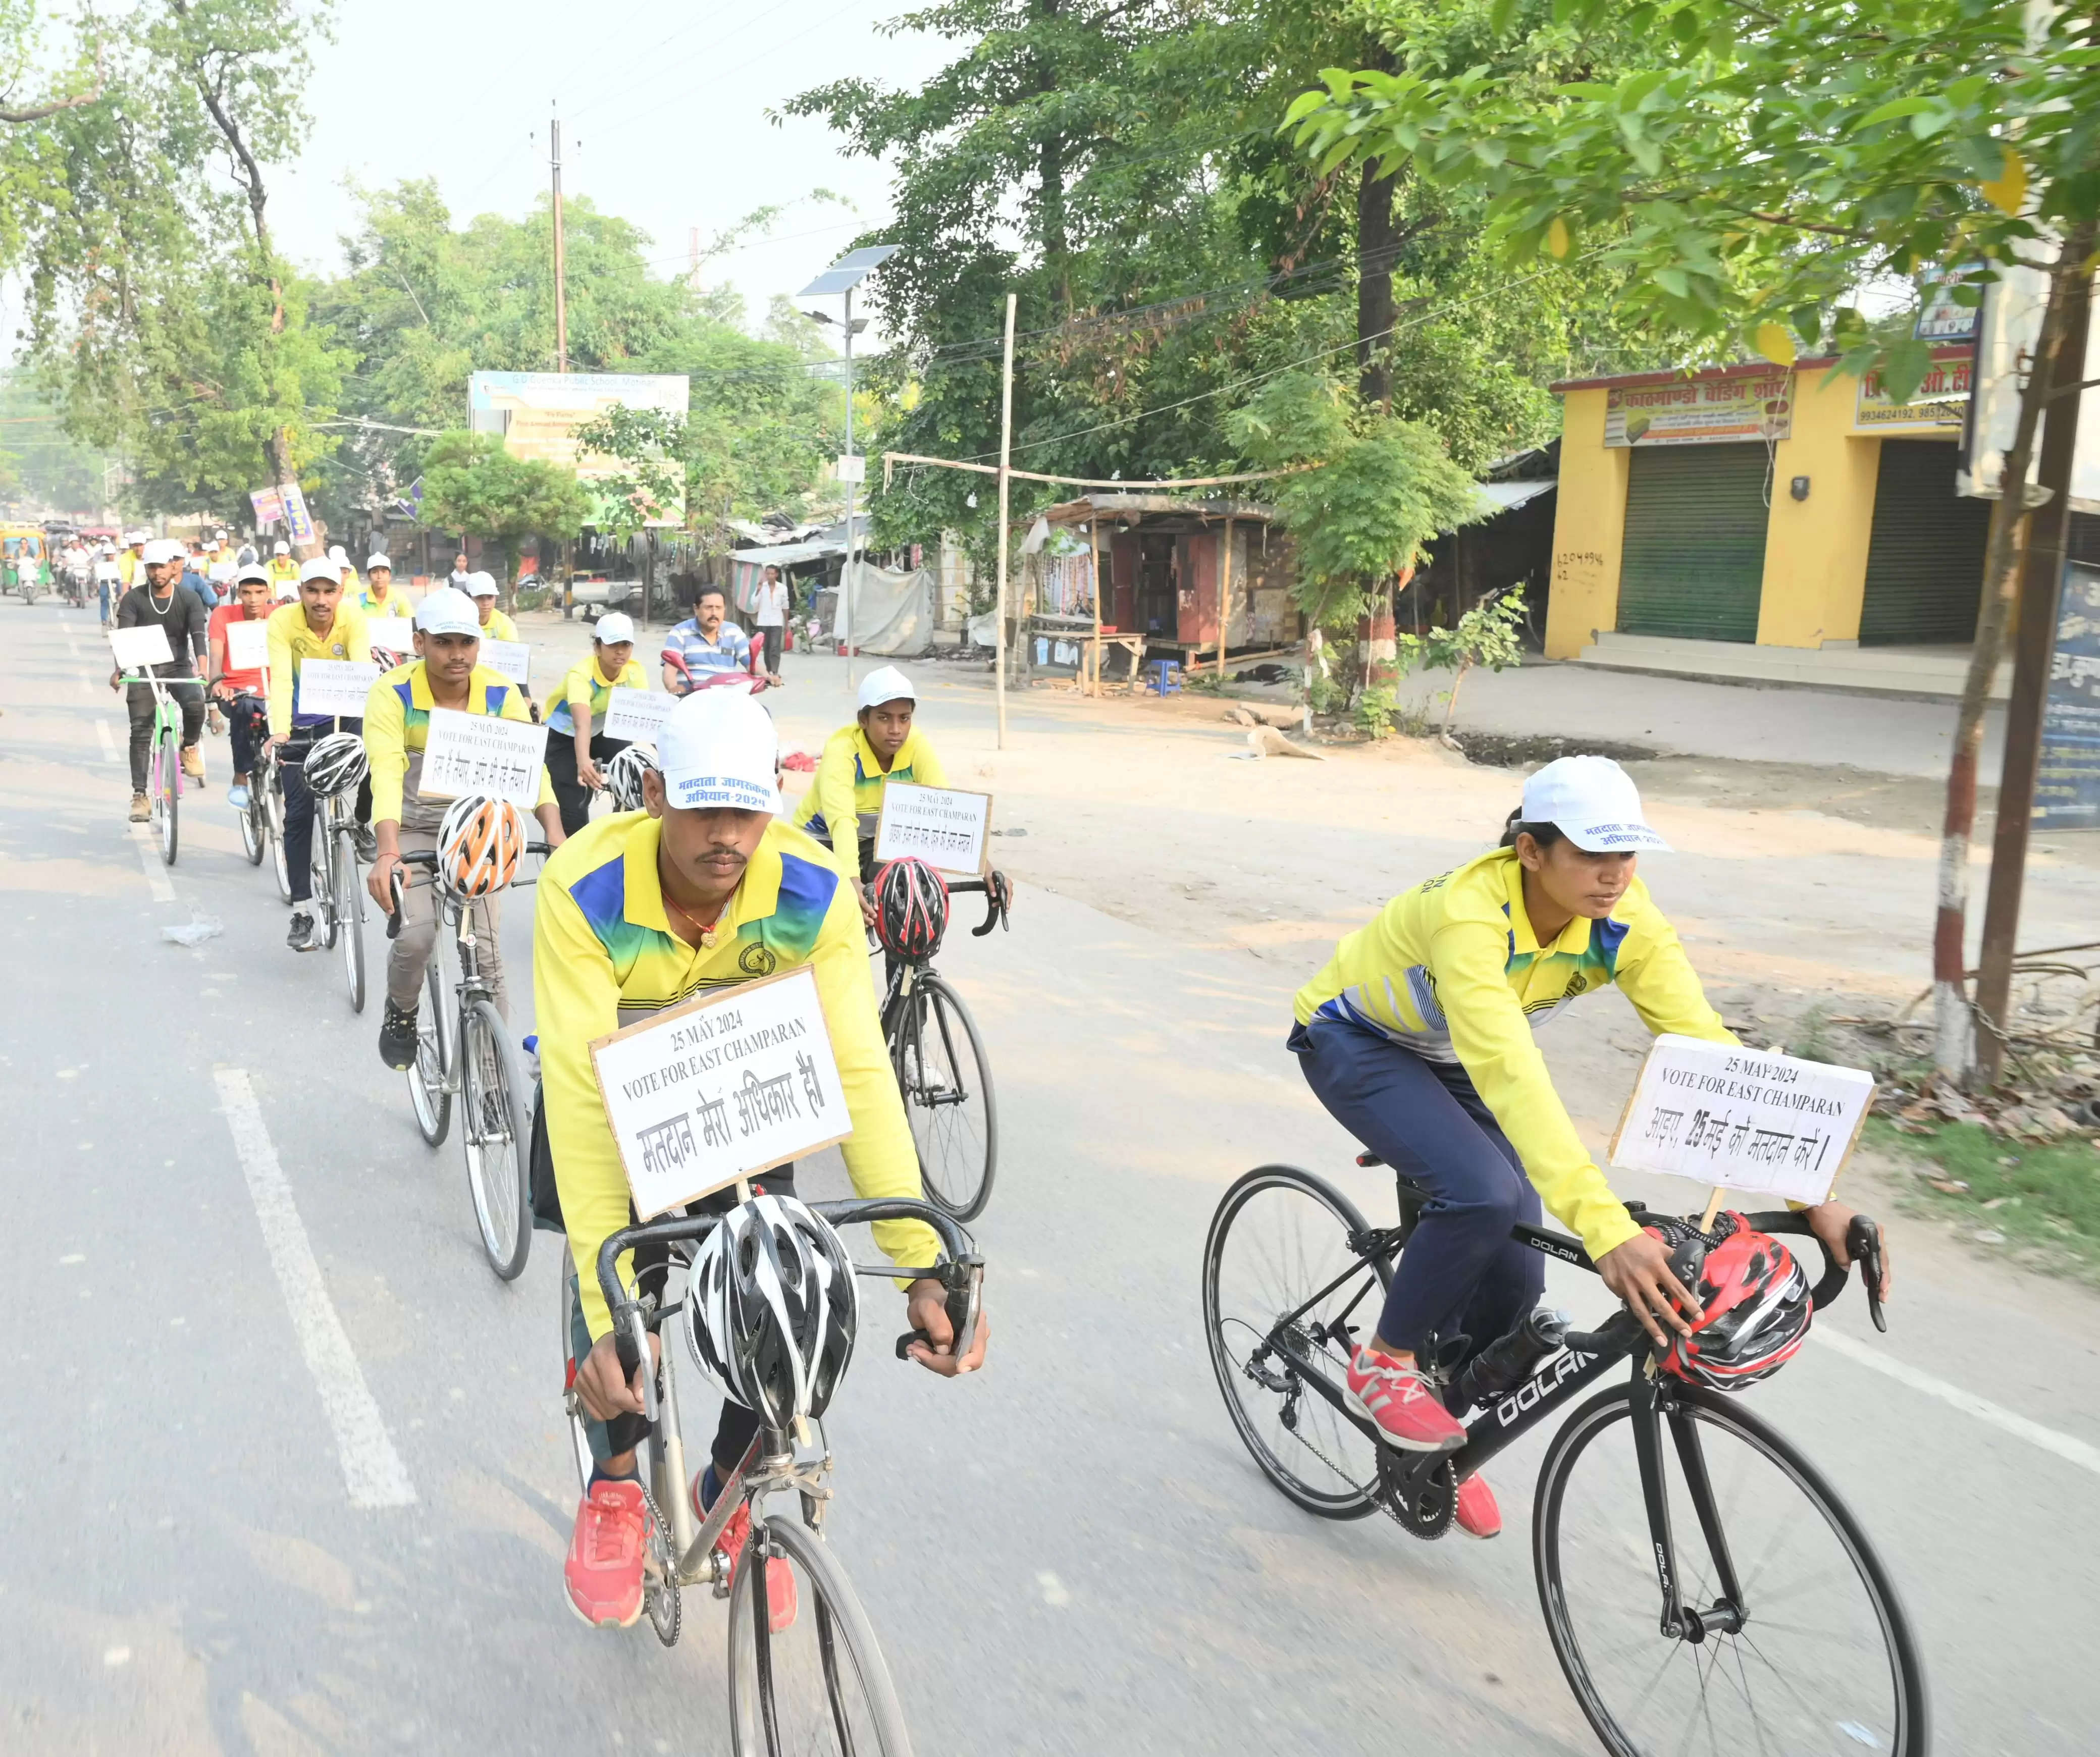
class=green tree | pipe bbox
[417,431,592,601]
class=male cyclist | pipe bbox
[541,688,989,1631]
[466,572,518,642]
[1291,756,1890,1540]
[355,552,410,620]
[265,557,372,951]
[660,585,751,695]
[793,665,949,915]
[207,563,277,810]
[363,587,565,1068]
[546,612,643,836]
[110,537,212,823]
[93,543,121,628]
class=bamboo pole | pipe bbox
[1089,509,1105,697]
[1218,515,1235,677]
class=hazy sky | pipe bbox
[273,0,954,327]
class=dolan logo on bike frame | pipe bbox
[739,942,778,977]
[1495,1347,1593,1427]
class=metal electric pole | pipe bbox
[550,108,568,374]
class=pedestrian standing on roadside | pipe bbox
[449,551,472,590]
[752,565,790,685]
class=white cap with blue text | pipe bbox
[856,664,916,712]
[414,587,481,637]
[1519,755,1669,854]
[656,688,782,815]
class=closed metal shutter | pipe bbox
[1858,440,1991,645]
[1617,445,1769,642]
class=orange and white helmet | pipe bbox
[436,793,528,896]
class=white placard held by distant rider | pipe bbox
[109,624,174,671]
[225,618,271,673]
[365,618,416,659]
[416,705,549,811]
[479,637,533,689]
[874,781,993,876]
[1608,1035,1876,1208]
[601,685,676,742]
[296,659,382,719]
[590,966,850,1218]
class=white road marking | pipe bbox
[126,824,176,903]
[1818,1327,2100,1478]
[95,719,118,763]
[213,1068,417,1509]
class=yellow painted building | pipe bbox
[1544,348,1987,659]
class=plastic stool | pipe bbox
[1144,659,1183,697]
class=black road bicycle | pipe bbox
[1202,1155,1925,1757]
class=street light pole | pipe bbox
[550,107,567,374]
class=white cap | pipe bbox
[236,563,272,587]
[127,529,146,545]
[213,529,226,541]
[1519,756,1669,854]
[856,665,916,712]
[329,544,349,564]
[141,537,184,566]
[415,587,482,637]
[594,611,635,644]
[299,555,342,585]
[366,553,392,572]
[657,689,782,815]
[466,570,499,598]
[273,539,290,556]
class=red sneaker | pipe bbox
[564,1479,647,1629]
[1346,1346,1466,1453]
[1453,1472,1501,1539]
[694,1473,797,1632]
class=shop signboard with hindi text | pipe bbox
[1609,1035,1875,1206]
[416,706,549,811]
[601,685,676,743]
[589,967,850,1218]
[1604,369,1793,447]
[295,659,382,718]
[874,782,993,875]
[1851,343,1973,433]
[2036,560,2100,828]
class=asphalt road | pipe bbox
[3,604,2097,1754]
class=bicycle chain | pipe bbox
[1274,1352,1455,1542]
[636,1478,682,1648]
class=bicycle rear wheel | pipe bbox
[335,830,366,1013]
[459,996,532,1279]
[1201,1165,1390,1519]
[310,814,338,948]
[1536,1381,1928,1757]
[407,953,452,1147]
[238,790,265,864]
[265,775,292,901]
[727,1512,913,1757]
[892,971,996,1220]
[155,725,179,865]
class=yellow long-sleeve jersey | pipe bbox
[1294,847,1735,1263]
[536,811,943,1340]
[791,723,950,857]
[361,659,554,827]
[266,601,371,737]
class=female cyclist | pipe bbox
[1290,755,1889,1539]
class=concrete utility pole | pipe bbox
[1974,250,2096,1084]
[843,281,857,694]
[550,108,568,374]
[995,292,1016,750]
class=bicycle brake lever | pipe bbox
[1848,1214,1888,1334]
[895,1259,984,1364]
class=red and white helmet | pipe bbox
[872,857,948,962]
[436,793,528,897]
[1657,1218,1813,1392]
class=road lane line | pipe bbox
[213,1068,418,1509]
[1818,1327,2100,1478]
[95,720,118,764]
[126,824,176,903]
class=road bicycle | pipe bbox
[227,700,290,895]
[1202,1154,1924,1757]
[565,1193,984,1755]
[389,845,540,1279]
[299,755,370,1014]
[117,670,203,866]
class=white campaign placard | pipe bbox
[365,618,416,658]
[1609,1035,1876,1206]
[601,685,676,742]
[417,705,549,810]
[874,781,993,875]
[224,618,270,672]
[479,637,533,688]
[109,624,174,670]
[296,659,382,718]
[590,966,850,1217]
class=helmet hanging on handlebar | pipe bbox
[1654,1215,1812,1392]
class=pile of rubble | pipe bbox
[1874,1069,2100,1143]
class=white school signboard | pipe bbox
[874,781,992,875]
[225,618,271,673]
[590,966,850,1217]
[479,638,533,689]
[108,625,174,670]
[1609,1035,1876,1207]
[601,685,675,742]
[296,659,382,718]
[417,706,549,811]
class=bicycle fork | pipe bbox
[1630,1372,1746,1643]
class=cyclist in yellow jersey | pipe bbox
[117,531,146,589]
[466,571,518,642]
[363,587,563,1069]
[540,688,988,1629]
[356,551,410,619]
[546,612,644,834]
[1291,756,1889,1541]
[792,665,948,915]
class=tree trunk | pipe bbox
[1933,231,2085,1079]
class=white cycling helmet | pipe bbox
[601,742,658,812]
[436,792,529,897]
[685,1193,859,1430]
[303,731,370,797]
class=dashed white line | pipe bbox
[213,1068,417,1509]
[126,824,175,903]
[1818,1327,2100,1478]
[95,720,119,764]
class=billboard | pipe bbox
[467,371,690,526]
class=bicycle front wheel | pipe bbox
[336,831,366,1012]
[239,790,265,865]
[265,779,292,900]
[1201,1165,1390,1519]
[407,948,451,1146]
[1536,1381,1928,1757]
[155,725,179,865]
[727,1512,913,1757]
[309,815,338,947]
[459,996,532,1280]
[892,971,996,1220]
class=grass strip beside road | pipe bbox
[1867,1117,2100,1282]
